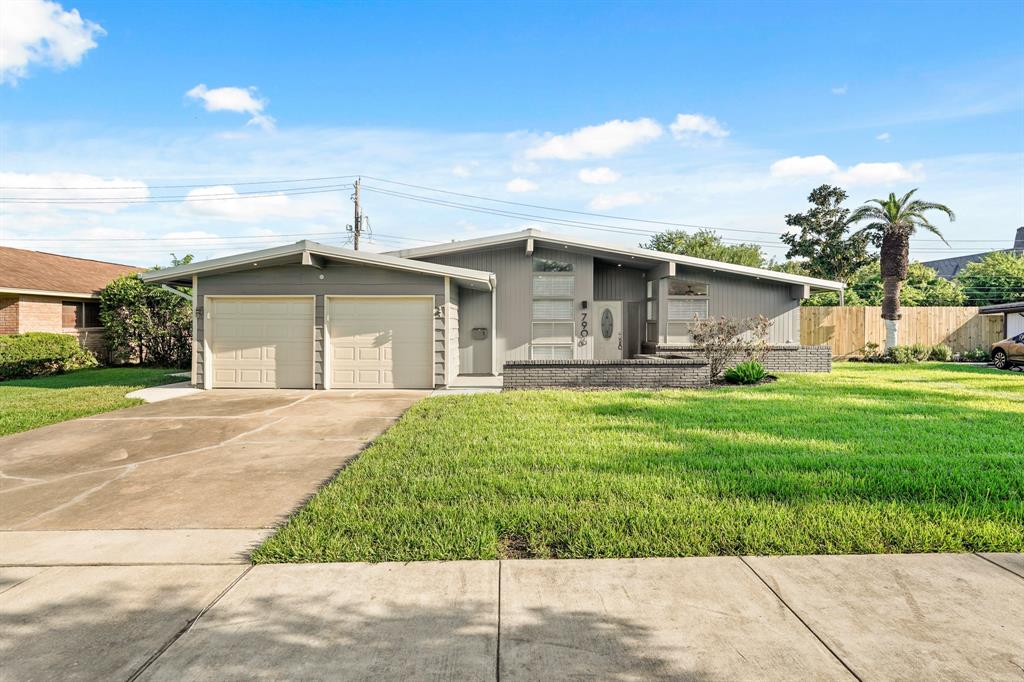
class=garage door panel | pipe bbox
[328,297,433,389]
[210,297,314,389]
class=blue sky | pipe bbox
[1,0,1022,266]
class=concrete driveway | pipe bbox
[0,389,426,564]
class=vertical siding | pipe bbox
[594,263,646,302]
[458,287,492,374]
[424,245,595,364]
[663,269,800,345]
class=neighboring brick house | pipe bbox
[0,247,145,358]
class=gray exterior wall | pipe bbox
[457,286,492,374]
[661,268,801,346]
[424,245,595,363]
[195,262,445,389]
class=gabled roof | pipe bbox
[0,246,144,298]
[140,240,495,290]
[388,228,846,291]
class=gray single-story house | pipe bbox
[141,228,845,389]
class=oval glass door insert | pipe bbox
[600,308,614,338]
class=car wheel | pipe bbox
[992,349,1009,369]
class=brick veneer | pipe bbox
[641,344,832,373]
[503,358,711,390]
[0,294,108,360]
[0,297,18,335]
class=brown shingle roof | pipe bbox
[0,247,145,296]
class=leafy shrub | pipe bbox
[724,360,767,385]
[0,332,98,381]
[691,315,772,380]
[928,344,953,362]
[908,343,931,362]
[885,346,920,364]
[958,346,990,362]
[100,274,191,368]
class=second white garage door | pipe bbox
[328,297,434,389]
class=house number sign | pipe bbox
[579,310,588,346]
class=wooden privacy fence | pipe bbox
[801,306,1005,357]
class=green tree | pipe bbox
[954,252,1024,306]
[99,274,192,368]
[846,261,965,306]
[641,229,765,267]
[780,185,875,282]
[849,190,955,348]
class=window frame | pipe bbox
[531,257,575,360]
[665,278,710,343]
[62,300,102,329]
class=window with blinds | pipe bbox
[533,274,575,297]
[668,298,708,321]
[531,258,574,359]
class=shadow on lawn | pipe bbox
[1,367,181,390]
[3,575,700,681]
[577,383,1024,507]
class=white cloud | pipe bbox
[832,85,848,95]
[505,178,538,193]
[451,164,473,178]
[835,162,918,185]
[0,171,148,213]
[876,132,892,142]
[526,118,663,160]
[669,114,729,141]
[769,155,920,185]
[0,0,104,85]
[182,185,291,220]
[769,155,840,178]
[587,191,651,210]
[578,167,621,185]
[186,84,276,131]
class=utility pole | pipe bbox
[351,177,362,250]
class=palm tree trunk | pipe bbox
[879,231,909,350]
[881,276,902,348]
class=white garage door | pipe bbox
[209,297,314,388]
[328,297,433,389]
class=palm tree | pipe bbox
[850,190,955,349]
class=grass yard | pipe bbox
[253,363,1024,563]
[0,367,182,436]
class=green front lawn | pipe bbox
[0,367,182,436]
[253,364,1024,563]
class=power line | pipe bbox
[0,183,354,204]
[0,175,360,191]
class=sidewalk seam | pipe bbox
[972,552,1024,580]
[738,556,862,682]
[125,564,253,682]
[495,560,502,682]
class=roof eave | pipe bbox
[389,229,846,291]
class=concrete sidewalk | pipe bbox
[2,553,1021,680]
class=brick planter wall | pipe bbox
[503,358,711,390]
[640,344,832,373]
[758,345,832,373]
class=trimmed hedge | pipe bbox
[0,333,98,381]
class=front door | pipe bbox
[593,300,623,360]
